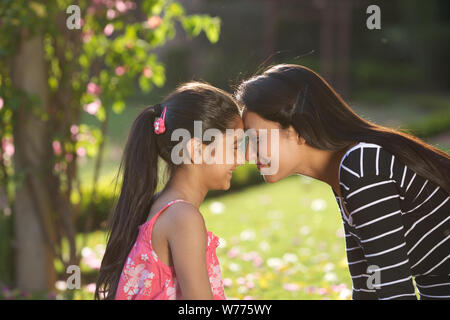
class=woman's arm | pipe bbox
[343,222,378,299]
[166,203,213,299]
[344,174,417,300]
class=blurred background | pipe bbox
[0,0,449,299]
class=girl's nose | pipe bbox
[245,137,258,163]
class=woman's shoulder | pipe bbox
[339,142,399,189]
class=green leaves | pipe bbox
[205,17,221,44]
[139,75,152,92]
[181,15,221,43]
[112,101,125,114]
[29,2,47,18]
[167,2,185,18]
[151,64,166,87]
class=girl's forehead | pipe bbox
[228,115,244,130]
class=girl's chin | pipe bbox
[262,173,282,183]
[218,182,231,191]
[215,179,232,191]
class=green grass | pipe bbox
[64,175,353,300]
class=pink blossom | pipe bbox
[252,256,263,267]
[242,251,259,261]
[87,6,97,15]
[242,253,253,261]
[243,296,255,300]
[76,147,86,158]
[115,0,127,13]
[84,255,101,269]
[331,284,348,293]
[125,1,135,10]
[104,23,114,36]
[106,9,116,20]
[2,138,14,157]
[236,277,245,285]
[86,283,96,293]
[0,97,4,110]
[115,66,126,76]
[70,125,79,135]
[143,67,153,78]
[104,0,114,9]
[147,16,162,29]
[227,248,239,258]
[283,283,300,291]
[305,286,316,294]
[65,153,73,163]
[87,82,101,95]
[84,99,101,115]
[82,30,94,43]
[245,281,255,289]
[317,287,328,295]
[52,140,62,156]
[223,278,233,288]
[54,162,67,173]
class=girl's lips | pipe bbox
[257,163,267,170]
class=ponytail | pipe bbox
[95,105,160,300]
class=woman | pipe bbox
[234,64,450,300]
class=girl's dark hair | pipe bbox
[95,82,240,300]
[235,64,450,194]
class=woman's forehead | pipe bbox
[243,111,279,130]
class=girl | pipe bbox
[235,64,450,300]
[95,82,244,300]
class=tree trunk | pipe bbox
[11,30,56,293]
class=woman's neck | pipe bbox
[296,143,356,196]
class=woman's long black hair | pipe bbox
[235,64,450,194]
[95,82,240,300]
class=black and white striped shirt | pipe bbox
[333,142,450,300]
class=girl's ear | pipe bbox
[186,137,203,164]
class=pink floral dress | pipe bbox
[115,199,226,300]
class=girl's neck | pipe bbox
[163,167,208,209]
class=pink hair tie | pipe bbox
[153,106,167,134]
[153,107,167,134]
